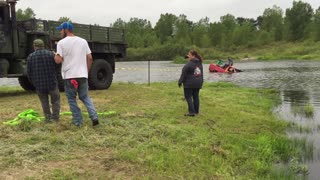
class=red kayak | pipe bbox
[209,64,242,73]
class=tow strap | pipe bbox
[3,109,116,126]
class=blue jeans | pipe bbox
[64,78,98,126]
[184,88,200,114]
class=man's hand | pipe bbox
[54,53,63,64]
[178,83,182,88]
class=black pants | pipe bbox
[183,88,200,114]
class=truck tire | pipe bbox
[18,76,36,91]
[88,59,113,90]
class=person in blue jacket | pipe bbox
[178,49,204,116]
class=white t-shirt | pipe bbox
[57,36,92,79]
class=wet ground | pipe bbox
[1,60,320,178]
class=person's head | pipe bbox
[187,49,203,62]
[33,39,44,50]
[56,22,74,38]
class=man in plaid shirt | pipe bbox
[27,39,60,122]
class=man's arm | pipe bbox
[86,53,93,72]
[55,43,63,64]
[54,53,63,64]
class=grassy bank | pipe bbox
[236,41,320,61]
[0,82,297,179]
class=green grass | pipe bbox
[232,41,320,61]
[0,82,300,179]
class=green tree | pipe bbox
[58,17,72,22]
[111,18,126,29]
[285,1,313,41]
[173,14,192,45]
[256,30,273,45]
[261,5,284,41]
[125,18,158,48]
[154,13,177,44]
[311,7,320,41]
[232,21,255,46]
[220,14,237,30]
[236,17,255,26]
[255,16,263,29]
[143,25,159,48]
[16,7,36,20]
[220,14,237,49]
[208,22,226,48]
[192,17,210,47]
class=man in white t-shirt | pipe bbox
[54,22,99,127]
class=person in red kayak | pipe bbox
[222,57,233,69]
[178,49,204,116]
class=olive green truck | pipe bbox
[0,0,127,91]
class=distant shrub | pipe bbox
[125,44,189,61]
[173,56,187,64]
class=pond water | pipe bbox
[1,60,320,178]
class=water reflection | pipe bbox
[283,90,310,105]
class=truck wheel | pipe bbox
[88,59,113,90]
[18,76,35,91]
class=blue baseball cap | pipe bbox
[56,22,73,31]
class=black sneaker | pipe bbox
[92,119,99,126]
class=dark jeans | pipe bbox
[64,78,98,126]
[183,88,200,114]
[37,86,60,121]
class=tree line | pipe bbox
[17,1,320,60]
[111,1,320,50]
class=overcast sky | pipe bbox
[16,0,320,27]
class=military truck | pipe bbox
[0,0,127,91]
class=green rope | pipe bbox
[3,109,116,126]
[3,109,42,126]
